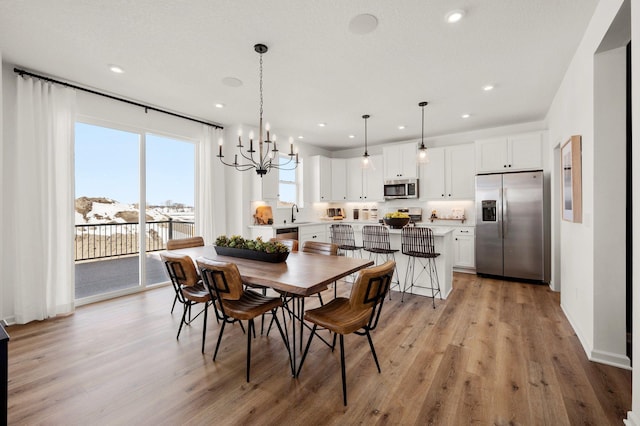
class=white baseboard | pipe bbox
[624,411,640,426]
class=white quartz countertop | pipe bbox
[248,221,457,235]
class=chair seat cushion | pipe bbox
[222,289,283,320]
[304,298,371,335]
[181,282,211,303]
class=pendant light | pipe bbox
[361,114,371,169]
[417,101,429,164]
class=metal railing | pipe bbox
[74,219,195,261]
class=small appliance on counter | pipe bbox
[396,207,422,224]
[326,208,344,219]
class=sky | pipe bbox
[75,122,195,206]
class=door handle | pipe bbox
[503,188,508,238]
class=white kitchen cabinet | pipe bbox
[346,155,383,201]
[453,227,475,270]
[310,155,332,202]
[260,167,279,200]
[475,132,543,173]
[383,142,418,179]
[331,158,347,201]
[420,144,475,200]
[299,224,327,246]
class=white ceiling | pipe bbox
[0,0,598,151]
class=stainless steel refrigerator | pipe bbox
[475,171,547,282]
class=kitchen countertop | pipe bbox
[248,220,461,234]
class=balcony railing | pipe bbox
[74,219,195,261]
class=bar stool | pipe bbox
[401,227,441,308]
[329,224,362,258]
[361,225,400,296]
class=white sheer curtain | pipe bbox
[196,125,226,244]
[6,76,76,323]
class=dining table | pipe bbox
[172,245,374,374]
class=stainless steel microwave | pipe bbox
[383,178,419,200]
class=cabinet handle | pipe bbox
[455,238,458,241]
[441,194,444,197]
[508,164,512,168]
[448,194,451,197]
[461,230,469,233]
[504,164,507,168]
[312,235,317,239]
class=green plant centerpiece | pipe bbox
[214,235,290,263]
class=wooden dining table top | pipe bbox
[172,245,374,297]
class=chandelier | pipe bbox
[417,101,429,164]
[217,43,298,177]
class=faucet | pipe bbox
[291,204,299,223]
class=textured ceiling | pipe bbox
[0,0,598,150]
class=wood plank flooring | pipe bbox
[6,273,631,425]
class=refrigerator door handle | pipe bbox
[503,188,508,238]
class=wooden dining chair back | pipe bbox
[296,260,395,406]
[166,236,205,250]
[166,236,205,313]
[270,238,299,252]
[160,252,211,353]
[197,257,292,382]
[301,240,339,256]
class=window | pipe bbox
[277,154,303,207]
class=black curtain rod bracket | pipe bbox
[13,67,223,130]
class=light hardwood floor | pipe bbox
[6,273,631,425]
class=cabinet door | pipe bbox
[346,157,364,201]
[453,228,475,268]
[383,146,403,178]
[383,143,417,179]
[311,156,332,201]
[475,137,508,173]
[447,144,475,199]
[261,167,279,200]
[509,132,543,170]
[399,143,418,178]
[331,158,347,201]
[420,147,445,199]
[364,155,383,201]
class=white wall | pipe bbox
[545,0,628,368]
[593,45,628,366]
[1,61,15,323]
[630,0,640,423]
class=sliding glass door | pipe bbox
[74,122,195,300]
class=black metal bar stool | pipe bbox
[361,225,400,297]
[400,227,441,308]
[330,223,363,291]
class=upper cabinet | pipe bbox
[346,155,383,202]
[310,155,332,202]
[475,131,543,173]
[331,158,347,201]
[383,142,418,179]
[420,144,475,200]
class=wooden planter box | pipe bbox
[214,246,289,263]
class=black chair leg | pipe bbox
[296,323,318,377]
[213,320,226,361]
[171,294,178,313]
[271,308,293,376]
[365,329,381,373]
[246,320,253,382]
[339,334,347,406]
[201,303,208,354]
[177,303,188,339]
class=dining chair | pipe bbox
[401,227,441,307]
[160,252,212,354]
[269,238,299,252]
[296,260,395,406]
[196,258,292,382]
[166,236,205,313]
[361,225,400,297]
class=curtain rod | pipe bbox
[13,67,224,130]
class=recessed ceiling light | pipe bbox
[483,84,494,91]
[215,103,225,109]
[109,64,124,74]
[398,125,406,130]
[445,9,465,24]
[222,77,243,87]
[348,14,378,35]
[461,113,471,119]
[297,135,304,140]
[348,134,355,139]
[318,122,327,127]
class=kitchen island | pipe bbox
[248,221,454,301]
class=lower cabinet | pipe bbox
[453,227,475,271]
[299,224,327,246]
